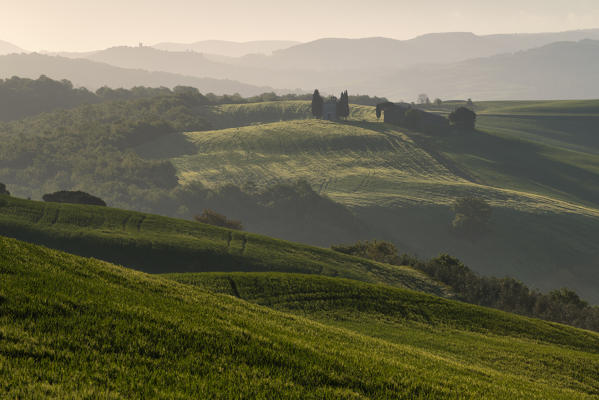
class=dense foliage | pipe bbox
[0,183,9,196]
[43,190,107,206]
[333,240,599,332]
[0,91,212,208]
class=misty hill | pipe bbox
[236,29,599,71]
[153,40,300,57]
[52,33,599,100]
[66,45,345,90]
[0,40,26,55]
[0,53,271,96]
[350,39,599,100]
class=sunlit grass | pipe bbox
[2,236,599,398]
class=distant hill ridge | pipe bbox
[0,40,26,55]
[0,53,272,95]
[152,40,300,57]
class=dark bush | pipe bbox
[194,209,243,230]
[0,183,9,196]
[451,197,492,237]
[42,191,107,206]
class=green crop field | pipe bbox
[0,195,448,296]
[1,236,598,398]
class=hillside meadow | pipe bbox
[135,100,599,302]
[1,235,599,398]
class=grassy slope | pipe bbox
[143,100,599,302]
[2,236,599,398]
[0,195,447,296]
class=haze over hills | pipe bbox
[0,40,26,55]
[40,29,599,100]
[0,53,273,96]
[349,39,599,100]
[241,29,599,70]
[152,40,300,57]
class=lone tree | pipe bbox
[451,196,492,238]
[194,209,243,230]
[42,190,107,206]
[0,183,9,196]
[311,89,323,118]
[449,107,476,130]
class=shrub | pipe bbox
[451,197,492,237]
[332,240,399,265]
[0,183,9,196]
[42,191,107,206]
[194,209,243,230]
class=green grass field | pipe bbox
[0,195,448,296]
[1,236,599,398]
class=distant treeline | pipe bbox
[333,240,599,332]
[0,75,388,122]
[0,91,211,208]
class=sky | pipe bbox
[2,0,599,51]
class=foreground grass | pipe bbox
[1,237,598,398]
[0,195,447,296]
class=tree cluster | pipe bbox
[0,183,9,196]
[42,191,107,206]
[311,89,350,119]
[336,90,350,119]
[332,240,599,332]
[451,197,492,238]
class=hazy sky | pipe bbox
[2,0,599,51]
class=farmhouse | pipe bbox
[377,102,449,134]
[322,101,337,121]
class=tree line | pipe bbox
[332,240,599,332]
[311,89,350,119]
[0,76,388,123]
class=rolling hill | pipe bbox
[0,195,448,296]
[57,37,599,100]
[239,29,599,71]
[1,97,598,302]
[0,53,271,95]
[1,235,598,398]
[352,40,599,100]
[134,100,599,302]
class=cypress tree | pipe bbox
[311,89,323,118]
[343,90,350,118]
